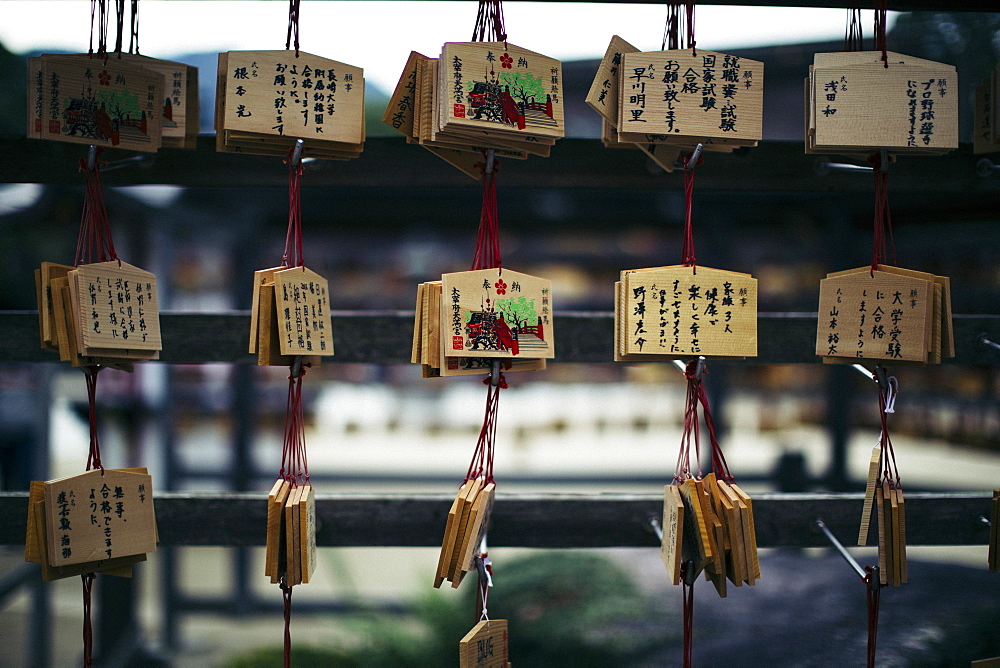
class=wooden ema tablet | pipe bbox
[441,269,554,360]
[661,484,685,585]
[621,265,757,358]
[411,282,426,364]
[714,480,747,587]
[619,50,763,144]
[810,53,957,152]
[459,619,509,668]
[26,477,146,581]
[428,281,443,370]
[42,469,156,567]
[383,51,425,138]
[697,475,727,597]
[876,483,891,586]
[38,262,73,349]
[858,446,882,545]
[586,36,639,126]
[817,269,932,363]
[219,50,364,146]
[30,54,163,152]
[435,480,475,588]
[447,478,485,587]
[284,486,302,586]
[873,265,954,360]
[273,266,334,356]
[249,267,284,354]
[298,484,317,584]
[729,483,760,580]
[889,487,901,586]
[70,261,162,354]
[718,480,753,586]
[452,482,496,587]
[438,42,564,141]
[678,478,712,567]
[116,53,199,149]
[66,270,158,362]
[265,478,290,581]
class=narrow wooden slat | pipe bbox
[0,492,991,548]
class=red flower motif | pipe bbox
[500,53,513,69]
[494,279,507,295]
[98,71,111,86]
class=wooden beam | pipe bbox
[1,311,998,365]
[5,137,999,194]
[0,492,991,548]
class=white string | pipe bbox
[884,376,899,414]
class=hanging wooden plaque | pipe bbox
[810,52,957,152]
[816,269,931,363]
[42,469,156,567]
[219,50,364,145]
[661,484,685,585]
[29,53,163,152]
[460,619,510,668]
[298,484,317,584]
[70,260,162,354]
[858,446,881,545]
[441,269,554,360]
[586,36,639,126]
[451,482,496,587]
[619,50,763,142]
[116,53,199,149]
[438,42,564,140]
[621,265,757,358]
[284,485,303,586]
[435,479,476,588]
[273,266,334,356]
[265,478,290,581]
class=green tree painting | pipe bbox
[496,296,538,331]
[95,89,141,124]
[499,71,545,105]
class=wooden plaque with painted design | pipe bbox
[273,266,334,356]
[460,619,510,668]
[29,54,163,152]
[439,42,564,140]
[440,269,553,360]
[219,50,364,145]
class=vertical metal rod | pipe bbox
[815,518,866,579]
[648,516,664,542]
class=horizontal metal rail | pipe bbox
[1,491,991,548]
[2,311,999,365]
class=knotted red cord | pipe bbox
[465,376,504,484]
[681,152,699,270]
[285,0,301,57]
[845,1,864,52]
[471,0,507,44]
[281,580,293,667]
[282,146,305,269]
[685,0,696,55]
[675,360,731,484]
[76,153,118,267]
[864,566,881,667]
[85,366,104,472]
[681,562,695,668]
[869,153,896,274]
[82,572,96,668]
[471,155,502,272]
[874,0,888,68]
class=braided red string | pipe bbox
[681,562,695,668]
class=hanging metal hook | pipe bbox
[290,355,303,380]
[673,356,706,381]
[979,334,1000,352]
[86,145,98,171]
[489,359,501,387]
[485,148,496,176]
[685,143,704,169]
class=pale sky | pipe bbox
[0,2,892,92]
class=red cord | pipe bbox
[865,567,880,667]
[681,562,695,668]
